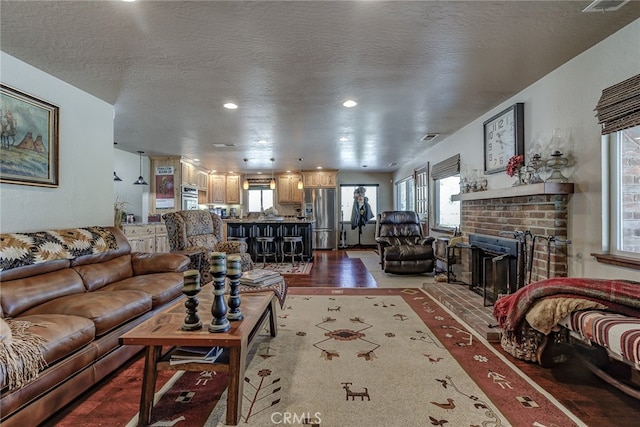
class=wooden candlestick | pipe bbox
[208,252,230,333]
[226,255,244,321]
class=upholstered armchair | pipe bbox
[374,211,435,274]
[162,210,253,283]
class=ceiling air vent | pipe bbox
[421,133,440,142]
[582,0,630,12]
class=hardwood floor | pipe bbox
[46,248,639,426]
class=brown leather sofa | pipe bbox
[375,211,436,274]
[0,226,190,427]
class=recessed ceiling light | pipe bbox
[388,162,398,167]
[343,100,357,108]
[257,139,268,144]
[121,0,137,2]
[316,166,323,170]
[193,158,200,162]
[211,170,217,173]
[339,137,349,142]
[223,102,238,110]
[212,143,236,148]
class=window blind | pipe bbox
[431,154,460,180]
[595,73,640,135]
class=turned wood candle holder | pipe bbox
[208,252,230,333]
[181,269,202,331]
[226,255,244,321]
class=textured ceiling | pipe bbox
[1,1,638,173]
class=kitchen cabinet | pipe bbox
[226,175,241,204]
[276,174,303,204]
[196,171,208,191]
[154,224,169,253]
[303,170,338,188]
[209,174,226,204]
[122,223,169,253]
[122,224,157,253]
[181,162,198,186]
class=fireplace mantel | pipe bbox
[452,182,574,202]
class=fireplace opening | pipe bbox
[469,234,520,306]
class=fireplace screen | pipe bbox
[469,234,520,306]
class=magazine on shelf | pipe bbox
[170,346,224,365]
[242,274,284,288]
[239,268,281,284]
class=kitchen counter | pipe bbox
[226,220,314,261]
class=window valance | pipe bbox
[595,73,640,134]
[431,154,460,180]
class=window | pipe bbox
[340,185,378,222]
[395,176,415,211]
[431,154,460,230]
[247,186,274,213]
[606,125,640,259]
[435,176,460,229]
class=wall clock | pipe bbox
[483,103,524,174]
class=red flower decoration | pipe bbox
[506,155,524,177]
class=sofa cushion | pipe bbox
[14,314,96,366]
[19,290,151,336]
[131,252,190,276]
[72,255,133,292]
[98,273,184,307]
[1,269,85,318]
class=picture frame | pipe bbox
[0,83,59,187]
[483,102,524,174]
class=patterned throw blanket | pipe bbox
[494,277,640,337]
[0,226,119,272]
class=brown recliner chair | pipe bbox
[162,210,253,283]
[375,211,435,274]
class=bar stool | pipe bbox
[255,236,278,265]
[281,235,304,265]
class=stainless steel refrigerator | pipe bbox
[303,188,337,250]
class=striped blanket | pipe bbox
[560,310,640,369]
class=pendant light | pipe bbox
[133,151,148,185]
[242,158,249,190]
[269,158,276,190]
[297,157,304,190]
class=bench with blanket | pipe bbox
[493,277,640,398]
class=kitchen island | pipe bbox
[225,218,315,261]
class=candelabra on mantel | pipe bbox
[525,128,576,185]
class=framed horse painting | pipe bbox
[0,84,59,187]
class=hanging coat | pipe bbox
[351,197,373,230]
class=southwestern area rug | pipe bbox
[111,288,584,427]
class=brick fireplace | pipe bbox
[451,183,574,292]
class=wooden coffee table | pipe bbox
[120,287,277,426]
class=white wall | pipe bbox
[395,19,640,281]
[113,148,150,223]
[0,52,114,232]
